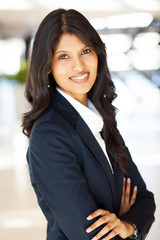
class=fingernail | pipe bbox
[86,227,92,233]
[92,237,97,240]
[127,178,131,183]
[87,215,92,220]
[134,186,137,190]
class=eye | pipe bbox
[82,49,91,55]
[59,54,69,59]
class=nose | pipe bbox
[71,56,84,72]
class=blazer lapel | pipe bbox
[52,91,116,209]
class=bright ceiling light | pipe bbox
[0,0,33,10]
[123,0,160,11]
[90,18,106,30]
[133,32,160,50]
[128,48,160,70]
[105,13,153,29]
[100,34,132,53]
[108,53,131,71]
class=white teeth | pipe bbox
[70,73,88,80]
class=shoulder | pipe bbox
[32,105,72,131]
[29,106,77,150]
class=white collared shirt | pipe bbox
[57,87,114,173]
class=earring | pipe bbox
[47,75,50,88]
[103,93,107,98]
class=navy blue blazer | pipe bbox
[27,91,155,240]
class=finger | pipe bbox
[91,225,111,240]
[86,212,115,233]
[130,186,137,206]
[86,217,107,233]
[102,226,121,240]
[90,216,120,240]
[122,177,126,195]
[87,209,108,220]
[124,178,131,203]
[120,177,126,204]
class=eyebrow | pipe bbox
[54,50,68,56]
[54,45,90,56]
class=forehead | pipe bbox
[54,33,87,52]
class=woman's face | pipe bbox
[50,33,98,105]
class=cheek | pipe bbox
[91,59,98,74]
[51,62,64,79]
[90,55,98,70]
[52,60,70,77]
[51,63,70,88]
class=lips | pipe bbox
[69,72,89,83]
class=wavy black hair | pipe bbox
[22,8,129,175]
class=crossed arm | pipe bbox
[85,177,138,240]
[29,122,155,240]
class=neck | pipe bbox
[56,87,87,106]
[74,95,87,106]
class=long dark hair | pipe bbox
[22,8,129,175]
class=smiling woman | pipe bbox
[50,34,98,104]
[22,8,155,240]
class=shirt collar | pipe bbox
[56,87,103,134]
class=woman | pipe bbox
[22,9,155,240]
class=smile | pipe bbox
[70,73,89,80]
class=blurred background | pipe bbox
[0,0,160,239]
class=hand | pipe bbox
[119,177,137,217]
[86,209,134,240]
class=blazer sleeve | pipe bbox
[119,136,156,240]
[27,120,108,240]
